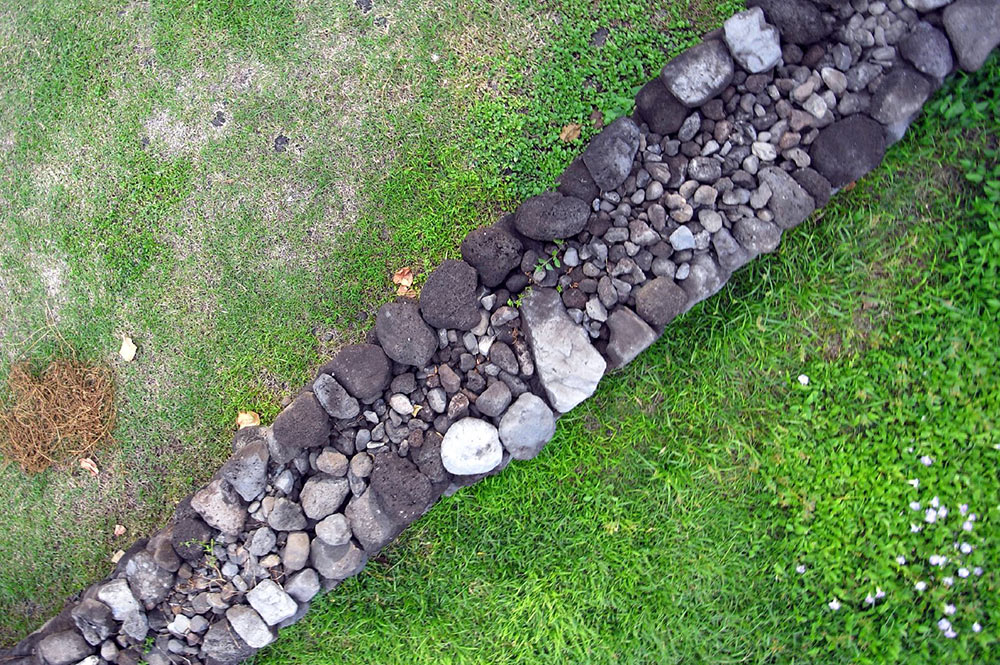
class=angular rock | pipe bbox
[315,513,351,546]
[513,192,591,241]
[870,65,933,140]
[723,7,782,74]
[419,260,481,331]
[498,393,557,461]
[410,432,451,485]
[201,618,256,663]
[519,288,606,413]
[329,344,392,401]
[219,440,268,503]
[440,417,503,475]
[460,226,524,288]
[679,254,730,311]
[556,156,600,203]
[712,227,751,272]
[475,381,512,418]
[605,307,658,369]
[285,569,321,603]
[344,489,403,554]
[371,453,433,524]
[943,0,1000,72]
[300,475,350,520]
[37,630,92,665]
[267,498,307,531]
[95,579,141,620]
[71,599,115,646]
[747,0,832,45]
[733,217,782,256]
[792,168,833,208]
[147,530,180,573]
[581,117,641,191]
[310,539,368,581]
[757,167,815,230]
[125,550,174,607]
[900,23,954,81]
[375,300,438,367]
[246,580,298,626]
[282,532,311,572]
[313,373,361,420]
[226,606,275,649]
[634,277,688,329]
[809,115,887,188]
[248,527,277,557]
[635,78,688,136]
[660,40,735,107]
[191,479,247,538]
[271,391,331,466]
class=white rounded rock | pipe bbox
[440,417,503,475]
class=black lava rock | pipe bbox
[375,300,438,367]
[809,115,886,188]
[419,259,481,331]
[460,226,524,287]
[581,117,641,191]
[370,453,433,525]
[513,192,590,241]
[329,344,392,401]
[634,78,687,136]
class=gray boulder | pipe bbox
[375,300,438,368]
[870,65,933,141]
[344,489,403,554]
[95,579,141,620]
[440,417,504,475]
[419,260,481,331]
[724,8,782,74]
[747,0,832,45]
[943,0,1000,72]
[37,630,92,665]
[519,288,605,413]
[634,277,688,330]
[809,115,886,188]
[310,540,368,581]
[461,226,524,287]
[329,344,392,401]
[679,254,730,312]
[313,374,361,420]
[371,453,433,524]
[71,599,115,646]
[267,498,307,531]
[191,479,247,538]
[201,618,256,663]
[513,192,591,241]
[246,580,298,626]
[900,23,954,81]
[605,307,658,369]
[225,606,275,649]
[733,217,782,257]
[498,393,556,461]
[634,78,688,135]
[270,391,331,464]
[219,440,268,503]
[581,117,641,191]
[660,40,735,107]
[285,569,321,603]
[124,550,174,607]
[712,228,752,273]
[757,167,815,230]
[556,156,600,203]
[300,475,350,520]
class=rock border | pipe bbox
[3,1,997,664]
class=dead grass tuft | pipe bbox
[0,354,116,474]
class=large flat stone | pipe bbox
[513,192,591,241]
[747,0,832,45]
[809,115,887,188]
[419,260,481,331]
[581,117,641,191]
[375,300,438,368]
[634,78,688,136]
[660,40,735,108]
[344,489,403,554]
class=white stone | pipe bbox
[723,7,782,73]
[226,605,275,648]
[751,141,777,161]
[499,393,557,461]
[440,418,503,475]
[246,580,298,626]
[166,614,190,637]
[904,0,952,10]
[95,580,141,619]
[669,226,696,251]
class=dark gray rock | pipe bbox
[461,226,524,287]
[497,393,556,461]
[513,192,591,241]
[757,167,815,230]
[271,391,331,463]
[475,381,512,418]
[37,630,92,665]
[733,217,782,257]
[125,550,174,607]
[488,342,519,375]
[688,156,722,183]
[300,475,350,520]
[344,489,403,554]
[375,300,437,367]
[219,440,268,503]
[313,373,361,420]
[191,479,247,538]
[419,260,481,331]
[410,432,451,485]
[71,599,115,646]
[556,156,600,204]
[870,65,933,141]
[634,277,688,329]
[267,498,307,531]
[605,307,658,369]
[635,78,688,135]
[330,344,392,401]
[792,168,832,208]
[201,619,256,665]
[809,115,886,188]
[712,228,751,272]
[943,0,1000,72]
[371,453,433,524]
[747,0,832,45]
[900,23,954,81]
[311,539,368,581]
[581,117,641,191]
[660,40,735,107]
[171,515,213,563]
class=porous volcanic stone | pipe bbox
[556,156,600,203]
[943,0,1000,72]
[313,373,361,420]
[635,78,688,135]
[724,7,782,74]
[201,618,256,663]
[271,391,331,461]
[440,417,503,475]
[344,489,403,554]
[329,344,392,401]
[809,115,887,188]
[498,393,556,461]
[605,307,658,369]
[171,515,213,563]
[411,433,451,485]
[375,300,437,367]
[37,630,92,665]
[125,550,174,607]
[900,23,954,81]
[519,288,606,413]
[311,540,368,581]
[513,191,591,241]
[581,117,641,191]
[191,479,246,538]
[419,259,481,331]
[371,453,433,524]
[267,498,307,531]
[792,168,833,208]
[461,226,524,287]
[660,40,735,107]
[757,167,815,230]
[219,440,268,503]
[634,277,688,329]
[747,0,832,45]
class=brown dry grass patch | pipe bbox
[0,358,116,473]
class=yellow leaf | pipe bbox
[236,411,261,429]
[118,335,137,362]
[114,524,126,537]
[411,404,422,417]
[79,458,99,476]
[559,122,581,142]
[110,549,125,564]
[392,266,414,288]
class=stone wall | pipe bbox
[3,1,998,664]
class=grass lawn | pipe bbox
[1,0,998,662]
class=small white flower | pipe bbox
[945,628,957,639]
[910,501,922,511]
[896,555,907,565]
[908,478,920,488]
[914,581,927,591]
[925,508,938,523]
[920,455,933,466]
[963,520,974,532]
[875,587,885,599]
[938,618,952,631]
[944,604,956,616]
[930,496,940,508]
[864,594,875,606]
[959,504,969,516]
[937,506,948,519]
[798,374,810,386]
[929,554,943,565]
[796,564,806,574]
[960,542,973,554]
[911,523,923,533]
[974,567,983,576]
[973,622,982,633]
[969,513,977,522]
[828,598,841,611]
[958,567,970,578]
[943,577,954,587]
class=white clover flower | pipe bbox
[925,508,938,523]
[969,513,977,522]
[864,594,875,606]
[938,618,952,631]
[937,506,948,519]
[960,542,973,554]
[875,588,885,599]
[908,478,920,488]
[959,504,969,516]
[929,554,943,566]
[945,628,957,639]
[943,577,954,587]
[944,604,956,616]
[896,555,906,565]
[910,501,921,511]
[911,523,923,533]
[959,568,970,578]
[920,455,933,466]
[973,622,982,633]
[796,564,806,574]
[930,496,940,508]
[828,598,841,611]
[797,374,809,386]
[914,581,927,591]
[963,520,974,532]
[974,567,983,576]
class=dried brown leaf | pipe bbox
[79,457,99,476]
[236,411,260,429]
[392,266,414,288]
[559,122,581,142]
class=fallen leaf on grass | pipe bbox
[236,411,261,429]
[118,335,137,362]
[392,266,414,287]
[559,122,581,142]
[113,524,126,537]
[110,550,125,564]
[80,458,99,476]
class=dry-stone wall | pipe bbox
[4,1,999,664]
